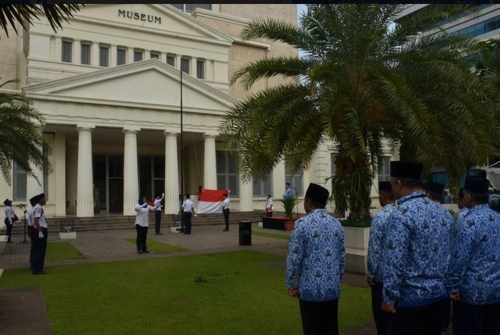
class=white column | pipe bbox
[55,37,62,62]
[273,159,286,211]
[191,58,197,77]
[123,127,140,216]
[26,162,43,202]
[160,52,167,64]
[128,47,134,64]
[239,175,253,212]
[66,142,78,214]
[76,125,95,217]
[92,42,99,67]
[164,131,179,214]
[110,44,117,67]
[73,39,81,65]
[145,49,151,60]
[203,134,217,189]
[54,132,66,216]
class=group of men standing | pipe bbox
[286,161,500,335]
[367,161,500,335]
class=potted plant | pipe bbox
[281,195,298,231]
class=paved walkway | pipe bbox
[0,223,381,334]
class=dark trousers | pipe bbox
[452,300,500,335]
[388,298,448,335]
[32,228,48,273]
[183,212,192,234]
[135,225,148,251]
[4,218,12,242]
[29,235,35,269]
[299,299,339,335]
[441,298,451,332]
[372,283,392,335]
[223,209,230,230]
[266,211,272,217]
[154,211,161,234]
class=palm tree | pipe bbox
[220,5,500,219]
[0,4,82,37]
[0,80,51,185]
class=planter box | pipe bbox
[345,247,368,274]
[343,227,370,250]
[59,232,77,240]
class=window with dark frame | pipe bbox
[117,48,127,65]
[99,46,109,67]
[196,60,205,79]
[62,40,73,63]
[81,43,91,65]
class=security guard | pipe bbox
[154,193,165,235]
[222,193,230,232]
[27,194,40,270]
[32,193,48,275]
[180,194,195,235]
[3,199,16,243]
[382,161,452,335]
[367,181,396,335]
[446,176,500,335]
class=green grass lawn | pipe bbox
[124,238,189,253]
[0,251,372,334]
[46,242,87,261]
[251,231,290,241]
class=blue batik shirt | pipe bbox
[286,209,345,302]
[382,192,452,306]
[446,204,500,305]
[283,188,293,200]
[451,208,469,237]
[367,204,396,283]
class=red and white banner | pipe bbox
[197,188,228,214]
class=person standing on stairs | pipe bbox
[154,193,165,235]
[3,199,16,243]
[222,192,230,232]
[180,194,195,235]
[134,195,155,254]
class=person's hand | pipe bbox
[381,302,396,314]
[162,193,165,196]
[288,285,299,298]
[38,231,44,239]
[367,277,375,287]
[449,292,461,302]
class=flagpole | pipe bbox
[180,68,184,232]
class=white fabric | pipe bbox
[134,204,155,227]
[28,206,36,226]
[223,198,230,210]
[487,169,500,190]
[4,206,15,225]
[266,199,273,210]
[183,199,194,212]
[197,201,221,214]
[154,199,163,211]
[34,204,48,228]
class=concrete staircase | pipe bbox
[9,211,264,235]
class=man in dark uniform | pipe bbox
[382,161,452,335]
[27,194,40,270]
[32,193,48,275]
[446,176,500,335]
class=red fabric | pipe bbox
[198,188,229,202]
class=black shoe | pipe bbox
[143,250,151,253]
[138,251,143,254]
[156,233,163,235]
[32,271,47,275]
[222,229,228,232]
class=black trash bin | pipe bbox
[239,221,252,246]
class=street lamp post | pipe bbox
[180,68,185,232]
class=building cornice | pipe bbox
[232,38,271,51]
[192,8,251,26]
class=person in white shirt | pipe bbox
[222,193,230,232]
[28,194,40,270]
[134,195,155,254]
[154,193,165,236]
[33,193,48,275]
[3,199,16,243]
[266,194,274,217]
[180,194,195,235]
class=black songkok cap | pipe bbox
[37,193,46,200]
[464,177,489,195]
[379,181,392,193]
[458,188,464,199]
[305,183,329,206]
[426,182,444,195]
[390,161,423,180]
[29,195,40,204]
[3,199,11,206]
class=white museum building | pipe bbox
[0,4,393,218]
